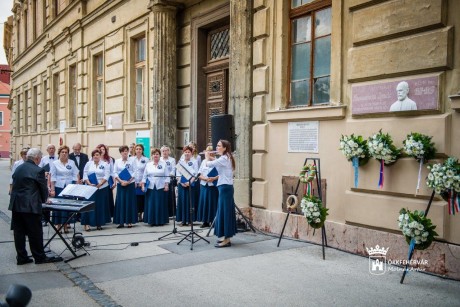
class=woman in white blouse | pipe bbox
[113,145,137,228]
[49,145,79,233]
[207,140,237,248]
[160,145,176,218]
[197,146,219,228]
[131,144,148,222]
[141,148,170,226]
[176,145,199,227]
[81,149,111,231]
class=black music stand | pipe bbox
[159,174,186,240]
[176,161,210,250]
[43,185,96,262]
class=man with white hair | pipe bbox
[389,81,418,112]
[9,148,63,265]
[38,144,57,172]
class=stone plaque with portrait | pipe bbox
[351,74,441,117]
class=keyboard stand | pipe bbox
[43,212,88,263]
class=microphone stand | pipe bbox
[159,174,186,240]
[176,173,210,250]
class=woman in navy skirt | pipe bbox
[207,140,237,247]
[81,149,111,231]
[197,146,219,228]
[113,145,137,228]
[160,145,176,218]
[176,145,199,226]
[97,144,115,218]
[142,148,170,226]
[131,144,148,222]
[49,145,79,233]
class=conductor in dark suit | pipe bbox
[69,143,89,183]
[9,148,63,265]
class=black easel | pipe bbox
[176,164,210,250]
[159,175,186,240]
[400,190,435,284]
[277,158,327,260]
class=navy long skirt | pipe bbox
[166,182,175,217]
[176,185,196,223]
[51,187,72,225]
[192,180,200,214]
[113,183,138,225]
[197,185,218,223]
[214,184,237,238]
[144,188,169,225]
[81,186,112,227]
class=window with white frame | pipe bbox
[134,37,146,121]
[42,79,47,131]
[94,54,103,125]
[289,0,331,106]
[53,73,59,129]
[69,65,77,127]
[31,85,38,132]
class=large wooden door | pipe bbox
[203,25,230,145]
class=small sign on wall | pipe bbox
[136,130,151,159]
[59,120,66,133]
[288,121,319,153]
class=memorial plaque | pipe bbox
[352,75,440,116]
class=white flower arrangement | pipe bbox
[368,130,401,165]
[300,195,328,229]
[398,208,437,250]
[339,134,368,161]
[403,132,436,162]
[426,157,460,194]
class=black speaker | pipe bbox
[211,114,235,151]
[72,233,85,249]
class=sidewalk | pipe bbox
[0,159,459,306]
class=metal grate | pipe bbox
[210,28,230,60]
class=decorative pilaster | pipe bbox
[149,0,179,149]
[229,0,253,207]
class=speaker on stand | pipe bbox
[211,114,235,151]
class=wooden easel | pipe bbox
[277,158,327,260]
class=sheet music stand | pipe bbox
[158,173,187,240]
[175,161,210,250]
[43,184,97,262]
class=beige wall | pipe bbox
[252,0,460,244]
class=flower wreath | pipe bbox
[368,129,401,188]
[299,164,317,183]
[300,195,328,229]
[339,134,370,188]
[398,208,438,250]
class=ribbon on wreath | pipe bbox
[415,157,424,195]
[448,190,460,215]
[352,157,359,188]
[378,160,384,189]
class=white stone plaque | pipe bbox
[288,121,319,153]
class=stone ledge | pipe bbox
[249,207,460,280]
[267,105,346,122]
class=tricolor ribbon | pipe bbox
[378,160,384,189]
[352,157,359,188]
[415,157,424,195]
[448,190,459,215]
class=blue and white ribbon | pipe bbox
[352,157,359,188]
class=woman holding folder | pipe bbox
[49,145,79,233]
[197,146,219,228]
[81,149,111,231]
[176,145,199,227]
[113,145,137,228]
[141,148,170,226]
[207,140,237,248]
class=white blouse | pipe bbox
[160,156,176,176]
[176,159,199,182]
[207,155,233,186]
[113,157,135,182]
[131,155,149,184]
[142,161,170,190]
[198,159,217,187]
[83,160,110,189]
[50,159,79,189]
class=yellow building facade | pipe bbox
[6,0,460,278]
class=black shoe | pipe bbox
[35,256,63,264]
[214,241,231,248]
[97,226,102,230]
[200,223,210,228]
[17,257,33,265]
[117,224,125,229]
